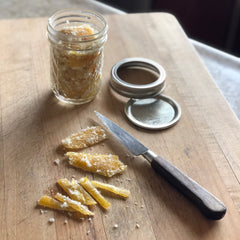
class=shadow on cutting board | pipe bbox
[97,92,222,237]
[34,85,221,236]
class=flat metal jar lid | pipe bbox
[110,57,166,98]
[125,95,181,130]
[110,57,181,130]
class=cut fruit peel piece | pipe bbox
[79,177,111,209]
[58,178,85,203]
[91,180,130,198]
[67,152,127,177]
[71,178,97,205]
[38,195,76,212]
[57,178,96,205]
[54,193,94,216]
[61,126,108,150]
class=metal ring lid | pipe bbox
[110,57,181,130]
[110,57,166,98]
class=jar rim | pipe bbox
[47,9,108,44]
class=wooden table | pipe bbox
[0,13,240,240]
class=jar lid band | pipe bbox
[110,57,166,98]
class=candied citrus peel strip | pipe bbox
[67,152,127,177]
[57,178,96,205]
[58,178,85,203]
[79,177,111,210]
[55,193,94,216]
[61,126,108,150]
[38,195,76,212]
[91,180,130,198]
[71,178,97,205]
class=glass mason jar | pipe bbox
[47,9,108,105]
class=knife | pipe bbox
[95,111,226,220]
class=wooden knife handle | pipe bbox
[143,151,226,220]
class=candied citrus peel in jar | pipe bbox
[47,10,108,105]
[60,25,94,39]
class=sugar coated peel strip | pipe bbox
[67,152,127,177]
[55,193,94,216]
[61,126,108,150]
[91,180,130,198]
[79,177,111,209]
[57,178,96,205]
[58,178,85,203]
[71,178,96,205]
[38,195,76,212]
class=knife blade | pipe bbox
[95,111,148,156]
[95,111,226,220]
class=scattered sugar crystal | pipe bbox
[64,219,68,224]
[54,159,60,165]
[87,230,91,235]
[61,202,68,208]
[49,218,55,223]
[85,160,92,167]
[113,224,118,229]
[40,209,48,214]
[136,223,140,229]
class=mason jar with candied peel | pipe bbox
[47,9,108,105]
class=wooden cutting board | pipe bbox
[1,13,240,240]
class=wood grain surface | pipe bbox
[0,13,240,240]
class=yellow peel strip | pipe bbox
[91,180,130,198]
[54,193,94,216]
[79,177,111,209]
[38,195,75,212]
